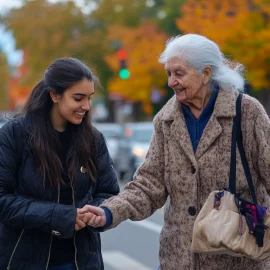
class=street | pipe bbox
[101,183,164,270]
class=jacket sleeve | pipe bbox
[101,115,168,229]
[0,120,76,238]
[251,101,270,195]
[91,133,120,206]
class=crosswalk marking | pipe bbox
[103,251,153,270]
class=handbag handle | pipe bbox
[229,93,258,205]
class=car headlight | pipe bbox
[132,146,147,158]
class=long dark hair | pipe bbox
[19,58,98,187]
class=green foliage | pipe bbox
[91,0,145,27]
[3,0,111,87]
[154,0,185,35]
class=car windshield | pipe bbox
[93,123,121,139]
[100,129,120,139]
[129,128,153,143]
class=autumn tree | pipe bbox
[153,0,185,35]
[3,0,111,88]
[0,51,9,110]
[177,0,270,91]
[90,0,148,27]
[104,23,168,114]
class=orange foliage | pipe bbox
[105,24,168,105]
[9,51,31,109]
[177,0,270,90]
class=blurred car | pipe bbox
[0,115,9,128]
[93,123,122,168]
[115,122,154,181]
[0,121,7,128]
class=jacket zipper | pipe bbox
[45,183,60,270]
[6,229,25,270]
[71,183,79,270]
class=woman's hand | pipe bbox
[75,208,88,231]
[79,205,106,227]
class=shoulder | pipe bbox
[242,93,265,112]
[91,126,107,153]
[0,116,26,140]
[153,95,176,126]
[92,126,104,144]
[241,93,268,120]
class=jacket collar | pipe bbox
[160,89,239,162]
[161,88,238,121]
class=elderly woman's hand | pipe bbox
[79,205,106,227]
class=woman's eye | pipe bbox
[74,98,82,102]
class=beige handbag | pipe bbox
[191,94,270,261]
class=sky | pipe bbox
[0,0,23,66]
[0,0,96,66]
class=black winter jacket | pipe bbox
[0,116,119,270]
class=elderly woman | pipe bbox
[80,34,270,269]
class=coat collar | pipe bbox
[161,89,238,121]
[161,89,239,162]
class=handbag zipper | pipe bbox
[6,229,24,270]
[71,183,79,270]
[45,183,60,270]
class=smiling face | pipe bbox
[165,57,211,105]
[50,78,95,131]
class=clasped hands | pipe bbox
[75,205,107,231]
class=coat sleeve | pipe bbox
[251,101,270,194]
[0,120,76,238]
[101,115,168,229]
[91,133,120,206]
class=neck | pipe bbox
[50,105,67,132]
[184,86,212,119]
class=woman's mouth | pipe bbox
[75,111,85,118]
[175,88,185,93]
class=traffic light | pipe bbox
[116,48,130,80]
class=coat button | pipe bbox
[191,166,196,174]
[188,206,196,216]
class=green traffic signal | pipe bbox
[119,68,130,79]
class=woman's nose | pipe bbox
[168,77,178,88]
[82,100,91,111]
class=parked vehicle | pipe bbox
[0,121,6,128]
[93,122,154,182]
[93,123,122,168]
[115,122,154,181]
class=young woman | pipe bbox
[0,58,119,270]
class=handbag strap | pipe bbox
[229,93,258,205]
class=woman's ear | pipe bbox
[203,66,212,84]
[49,90,60,103]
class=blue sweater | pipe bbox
[182,87,219,152]
[103,87,219,227]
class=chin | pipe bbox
[176,95,187,103]
[70,118,83,125]
[174,91,187,102]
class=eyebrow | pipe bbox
[165,66,185,72]
[73,92,95,97]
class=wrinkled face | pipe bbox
[50,78,95,129]
[165,57,207,103]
